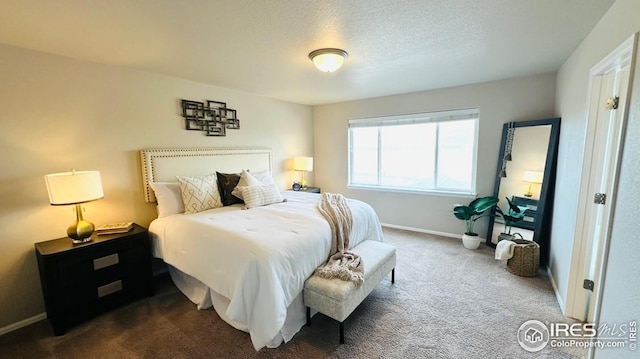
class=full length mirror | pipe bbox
[486,118,560,265]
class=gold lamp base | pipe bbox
[524,183,534,197]
[67,204,95,244]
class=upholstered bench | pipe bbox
[303,240,396,344]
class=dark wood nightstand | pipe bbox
[511,196,539,231]
[35,223,153,335]
[299,187,321,193]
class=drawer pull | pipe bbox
[93,253,119,270]
[97,280,122,298]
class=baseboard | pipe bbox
[547,265,565,313]
[0,312,46,336]
[380,223,462,240]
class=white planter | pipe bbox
[462,234,481,249]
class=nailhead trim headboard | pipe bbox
[140,147,273,203]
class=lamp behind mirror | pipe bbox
[522,170,544,197]
[45,170,104,243]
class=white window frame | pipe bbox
[347,108,479,197]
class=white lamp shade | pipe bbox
[522,170,544,184]
[45,170,104,205]
[294,157,313,172]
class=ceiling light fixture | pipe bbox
[309,48,348,73]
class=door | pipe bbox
[567,34,636,322]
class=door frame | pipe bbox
[565,33,637,322]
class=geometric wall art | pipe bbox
[181,99,240,137]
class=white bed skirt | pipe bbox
[167,264,310,348]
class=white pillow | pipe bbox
[177,174,223,214]
[231,170,262,200]
[250,169,274,185]
[149,182,184,218]
[238,184,284,209]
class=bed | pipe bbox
[140,147,384,350]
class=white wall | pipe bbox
[552,2,640,347]
[313,74,556,238]
[0,44,313,330]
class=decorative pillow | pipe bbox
[149,182,184,217]
[231,170,262,200]
[176,174,223,214]
[249,169,274,185]
[239,184,285,209]
[216,172,243,206]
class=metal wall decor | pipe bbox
[181,99,240,136]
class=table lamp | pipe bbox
[522,170,543,198]
[293,156,313,188]
[45,170,104,243]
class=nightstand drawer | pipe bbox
[59,275,151,329]
[60,274,149,307]
[58,243,147,288]
[511,196,539,231]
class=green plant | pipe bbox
[452,196,499,235]
[495,197,529,234]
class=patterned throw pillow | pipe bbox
[231,170,262,200]
[176,174,223,214]
[239,184,284,209]
[216,172,243,206]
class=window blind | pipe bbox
[348,108,479,128]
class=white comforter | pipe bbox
[148,191,383,350]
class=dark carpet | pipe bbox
[0,228,585,358]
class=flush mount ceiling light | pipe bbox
[308,48,348,73]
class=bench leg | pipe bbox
[392,268,395,284]
[339,321,345,344]
[306,307,311,326]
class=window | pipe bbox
[348,108,479,195]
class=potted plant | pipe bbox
[452,196,499,249]
[495,197,528,241]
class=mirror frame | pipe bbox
[486,117,561,265]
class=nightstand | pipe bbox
[299,187,321,193]
[511,196,539,231]
[35,223,153,335]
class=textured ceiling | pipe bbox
[0,0,614,105]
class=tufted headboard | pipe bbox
[140,147,273,203]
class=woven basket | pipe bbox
[506,239,540,277]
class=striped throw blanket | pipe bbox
[315,192,364,286]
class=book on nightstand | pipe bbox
[95,222,133,235]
